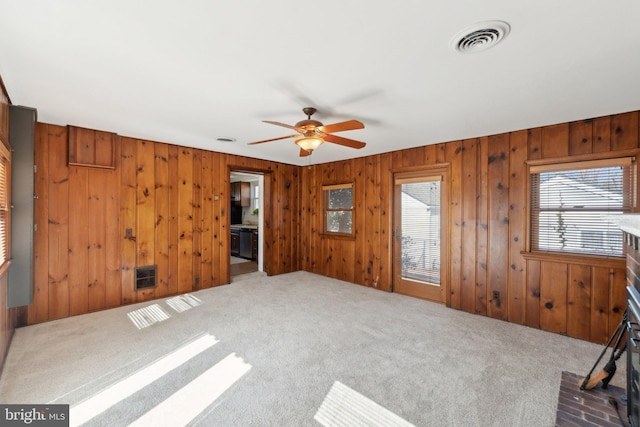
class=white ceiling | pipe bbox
[1,1,640,166]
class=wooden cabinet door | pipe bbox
[231,231,240,256]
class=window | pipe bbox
[253,185,259,210]
[398,176,442,284]
[323,183,353,235]
[529,157,636,257]
[0,143,10,267]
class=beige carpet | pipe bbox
[0,271,625,426]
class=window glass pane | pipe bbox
[326,211,352,233]
[328,188,352,209]
[531,161,633,257]
[401,181,440,284]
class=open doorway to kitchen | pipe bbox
[230,171,264,276]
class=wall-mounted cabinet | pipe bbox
[231,181,250,206]
[68,125,116,169]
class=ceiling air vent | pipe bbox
[451,21,510,54]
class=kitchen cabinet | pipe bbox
[252,230,258,261]
[231,182,251,206]
[230,229,240,256]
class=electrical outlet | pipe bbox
[492,291,500,300]
[194,276,200,285]
[125,228,133,238]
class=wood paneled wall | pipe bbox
[300,111,640,344]
[27,123,299,324]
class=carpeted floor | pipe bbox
[0,271,626,426]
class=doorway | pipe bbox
[230,171,264,276]
[392,167,449,303]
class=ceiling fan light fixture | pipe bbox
[295,136,324,153]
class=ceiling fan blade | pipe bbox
[317,120,364,134]
[263,120,298,131]
[299,148,312,157]
[323,133,366,149]
[247,134,298,145]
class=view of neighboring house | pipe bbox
[535,168,625,256]
[401,182,441,284]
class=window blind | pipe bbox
[0,152,8,266]
[530,157,635,257]
[399,180,441,284]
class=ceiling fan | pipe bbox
[248,107,366,157]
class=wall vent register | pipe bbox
[135,265,157,291]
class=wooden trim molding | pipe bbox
[525,148,640,167]
[521,250,626,269]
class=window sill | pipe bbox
[521,251,626,269]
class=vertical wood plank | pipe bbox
[192,150,203,289]
[48,126,70,319]
[136,140,156,268]
[379,153,393,291]
[290,165,300,273]
[95,131,114,168]
[120,138,137,304]
[569,119,593,156]
[87,169,108,312]
[76,127,96,166]
[446,141,463,309]
[30,123,50,323]
[299,166,311,272]
[540,261,568,334]
[527,128,542,160]
[593,116,612,153]
[154,143,170,297]
[525,259,541,328]
[609,268,626,338]
[104,141,121,308]
[178,147,194,293]
[201,151,213,288]
[507,130,527,324]
[168,145,180,294]
[475,136,489,315]
[611,111,639,151]
[590,267,610,344]
[486,133,509,319]
[567,264,591,340]
[541,123,569,158]
[67,166,89,315]
[360,157,373,286]
[460,139,477,313]
[218,154,229,283]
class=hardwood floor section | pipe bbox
[230,261,258,276]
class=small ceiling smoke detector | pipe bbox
[451,21,510,54]
[216,137,236,142]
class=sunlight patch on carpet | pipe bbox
[315,381,415,427]
[129,352,252,426]
[166,294,202,313]
[70,334,219,427]
[127,304,171,329]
